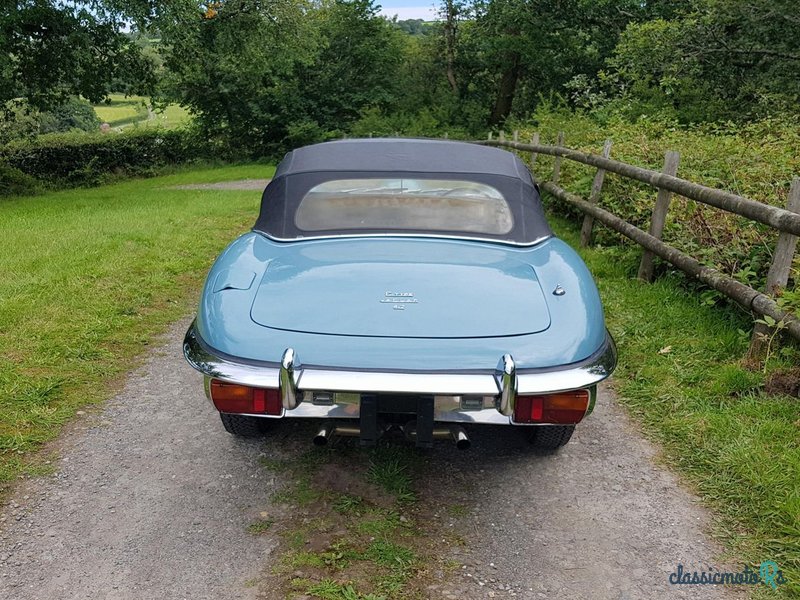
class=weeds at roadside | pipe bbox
[247,519,274,535]
[258,443,436,599]
[446,504,469,518]
[366,447,418,504]
[549,215,800,599]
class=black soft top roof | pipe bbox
[274,138,534,182]
[255,139,551,244]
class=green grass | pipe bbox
[272,478,323,506]
[304,579,385,600]
[355,510,402,537]
[366,448,418,504]
[247,518,275,534]
[333,493,366,515]
[446,504,469,518]
[549,214,800,598]
[0,163,274,488]
[93,94,191,130]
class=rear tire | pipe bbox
[527,425,575,450]
[219,413,270,437]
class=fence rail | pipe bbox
[478,133,800,355]
[478,138,800,236]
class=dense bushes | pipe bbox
[37,97,100,135]
[0,128,211,188]
[510,106,800,300]
[0,162,40,197]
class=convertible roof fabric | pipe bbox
[254,138,552,244]
[274,138,533,182]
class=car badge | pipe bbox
[381,291,418,310]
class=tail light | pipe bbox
[209,380,281,415]
[514,389,590,424]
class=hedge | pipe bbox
[0,128,210,188]
[510,109,800,298]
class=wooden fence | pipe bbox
[478,131,800,357]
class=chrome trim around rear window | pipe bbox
[183,321,616,406]
[256,231,553,248]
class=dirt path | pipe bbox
[0,318,741,599]
[170,179,272,191]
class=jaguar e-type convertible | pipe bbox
[183,139,616,449]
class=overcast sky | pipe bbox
[377,1,438,21]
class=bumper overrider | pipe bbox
[183,320,617,427]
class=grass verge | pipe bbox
[549,215,799,598]
[0,163,273,490]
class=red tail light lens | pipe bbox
[514,390,590,424]
[209,380,281,415]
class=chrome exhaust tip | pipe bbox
[450,425,471,450]
[402,422,471,449]
[313,422,335,446]
[313,422,362,446]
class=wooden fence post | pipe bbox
[748,177,800,359]
[530,132,540,169]
[488,132,493,141]
[443,132,448,139]
[499,131,506,142]
[638,150,681,281]
[580,140,613,247]
[513,130,519,142]
[552,131,565,185]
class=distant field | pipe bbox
[93,94,191,130]
[0,163,272,488]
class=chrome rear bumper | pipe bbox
[183,321,616,425]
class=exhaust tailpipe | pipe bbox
[450,425,471,450]
[313,422,363,446]
[402,422,471,449]
[313,422,335,446]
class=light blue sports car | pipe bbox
[183,139,616,449]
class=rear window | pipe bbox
[294,178,513,235]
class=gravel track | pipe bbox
[169,179,272,190]
[0,318,742,599]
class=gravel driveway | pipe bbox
[0,318,742,599]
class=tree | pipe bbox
[438,0,468,95]
[0,1,154,111]
[38,97,101,134]
[462,0,644,126]
[297,0,406,134]
[610,0,800,121]
[135,0,315,152]
[135,0,405,151]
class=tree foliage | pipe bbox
[611,0,800,121]
[127,0,404,153]
[1,1,154,110]
[3,0,799,151]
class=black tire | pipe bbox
[527,425,575,450]
[219,413,270,438]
